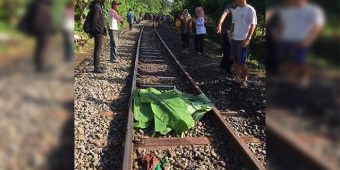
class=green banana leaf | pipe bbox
[133,88,214,135]
[133,90,153,128]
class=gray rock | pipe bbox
[211,150,217,158]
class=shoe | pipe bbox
[94,66,106,73]
[241,81,248,88]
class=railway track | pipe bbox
[121,23,265,170]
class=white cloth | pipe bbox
[231,4,257,40]
[195,17,206,35]
[109,9,118,30]
[278,4,325,41]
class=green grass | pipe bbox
[204,38,221,54]
[247,55,265,70]
[307,54,339,69]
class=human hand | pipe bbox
[216,26,222,34]
[243,39,250,47]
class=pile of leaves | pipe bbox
[133,88,214,135]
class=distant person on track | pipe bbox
[108,0,124,63]
[216,1,238,75]
[180,9,192,54]
[83,0,107,73]
[230,0,257,88]
[193,7,207,55]
[127,8,134,30]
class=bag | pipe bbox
[83,4,93,34]
[83,9,93,34]
[18,3,36,35]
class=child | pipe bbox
[193,7,206,54]
[180,9,192,54]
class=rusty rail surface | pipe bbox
[122,26,144,170]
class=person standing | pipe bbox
[180,9,192,54]
[18,0,53,72]
[216,1,238,75]
[193,7,207,54]
[276,0,325,87]
[63,1,74,62]
[230,0,257,88]
[84,0,107,73]
[108,1,124,63]
[127,8,134,30]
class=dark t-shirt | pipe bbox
[221,3,237,34]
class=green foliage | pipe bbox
[75,0,171,25]
[133,88,214,135]
[0,0,69,28]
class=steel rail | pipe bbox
[122,26,144,170]
[153,25,265,170]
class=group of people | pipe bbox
[143,13,173,25]
[178,0,257,88]
[85,0,323,88]
[178,7,207,55]
[84,0,135,73]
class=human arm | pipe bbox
[216,12,228,33]
[300,7,325,47]
[243,24,256,47]
[243,8,257,47]
[111,9,124,24]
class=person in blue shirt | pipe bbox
[127,9,135,30]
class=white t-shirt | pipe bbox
[195,17,206,35]
[231,4,257,40]
[109,9,118,30]
[278,4,325,41]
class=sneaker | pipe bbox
[241,81,248,88]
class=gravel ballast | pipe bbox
[74,26,141,170]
